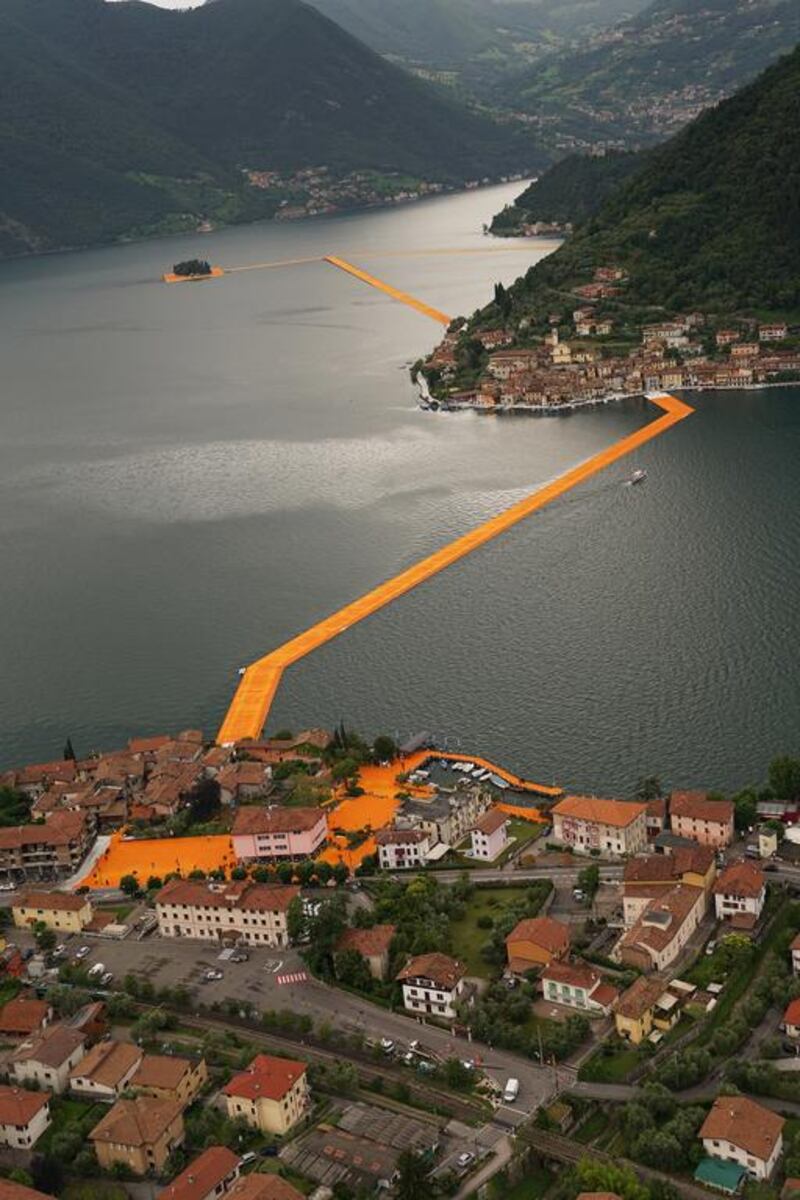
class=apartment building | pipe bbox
[90,1097,185,1176]
[396,952,466,1020]
[622,847,716,926]
[714,861,766,927]
[505,916,571,975]
[374,827,430,870]
[0,812,92,884]
[232,807,327,863]
[400,786,492,848]
[69,1039,143,1102]
[157,1146,241,1200]
[155,878,298,948]
[223,1055,309,1136]
[12,890,93,935]
[615,884,705,972]
[541,960,618,1016]
[669,792,734,849]
[551,796,647,857]
[0,1087,51,1150]
[10,1024,86,1094]
[130,1054,208,1107]
[700,1095,784,1180]
[470,809,509,861]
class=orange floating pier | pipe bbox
[218,385,694,746]
[162,266,225,284]
[324,255,452,326]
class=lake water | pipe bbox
[1,182,798,793]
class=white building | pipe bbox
[470,808,509,862]
[541,959,618,1016]
[374,827,430,870]
[713,861,766,927]
[615,884,705,972]
[791,933,800,976]
[10,1024,86,1095]
[155,878,298,948]
[551,796,647,857]
[0,1086,51,1149]
[700,1095,784,1181]
[396,953,466,1020]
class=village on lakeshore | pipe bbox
[419,265,800,412]
[1,728,800,1200]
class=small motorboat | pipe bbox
[626,468,647,486]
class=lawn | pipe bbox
[62,1184,127,1200]
[37,1097,107,1153]
[577,1044,642,1083]
[448,887,538,977]
[490,1164,554,1200]
[574,1108,611,1144]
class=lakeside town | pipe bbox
[1,730,800,1200]
[417,266,800,413]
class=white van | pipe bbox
[503,1078,519,1104]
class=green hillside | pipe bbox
[0,0,542,258]
[504,0,800,145]
[482,45,800,321]
[305,0,649,88]
[491,151,645,234]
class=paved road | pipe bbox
[65,932,556,1115]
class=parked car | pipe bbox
[240,1152,257,1167]
[230,951,249,963]
[260,1145,278,1157]
[503,1078,520,1103]
[457,1153,474,1170]
[705,940,717,957]
[75,946,91,960]
[100,971,114,987]
[380,1038,395,1054]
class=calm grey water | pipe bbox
[1,183,798,793]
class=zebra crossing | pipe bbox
[276,970,308,986]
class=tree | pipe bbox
[634,776,661,801]
[147,875,163,891]
[372,735,397,762]
[230,866,247,881]
[303,895,347,977]
[395,1149,431,1200]
[769,756,800,801]
[119,874,140,897]
[287,896,306,944]
[188,777,221,824]
[64,737,76,761]
[32,922,56,953]
[578,863,600,900]
[574,1159,649,1200]
[335,948,372,992]
[440,1058,473,1091]
[733,788,758,831]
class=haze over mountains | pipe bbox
[486,43,800,321]
[504,0,800,146]
[0,0,537,257]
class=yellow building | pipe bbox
[615,976,670,1044]
[130,1054,208,1108]
[90,1097,184,1176]
[12,891,93,935]
[505,916,570,975]
[223,1054,308,1135]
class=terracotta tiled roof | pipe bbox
[375,827,428,845]
[396,952,466,990]
[700,1095,784,1161]
[616,975,667,1020]
[670,791,734,824]
[542,959,602,991]
[232,806,325,836]
[714,861,765,898]
[506,916,570,955]
[70,1039,142,1088]
[336,925,396,959]
[11,1023,85,1069]
[0,811,86,850]
[0,1085,50,1127]
[0,1179,54,1200]
[646,799,666,818]
[14,890,89,913]
[131,1054,197,1092]
[156,878,298,913]
[0,998,50,1036]
[554,796,646,828]
[624,846,714,884]
[619,885,703,956]
[90,1097,183,1148]
[128,735,171,754]
[473,808,508,836]
[784,999,800,1027]
[158,1146,240,1200]
[227,1176,305,1200]
[223,1054,306,1103]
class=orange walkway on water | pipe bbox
[217,388,693,745]
[324,255,452,326]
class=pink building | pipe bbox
[669,792,734,849]
[232,807,327,863]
